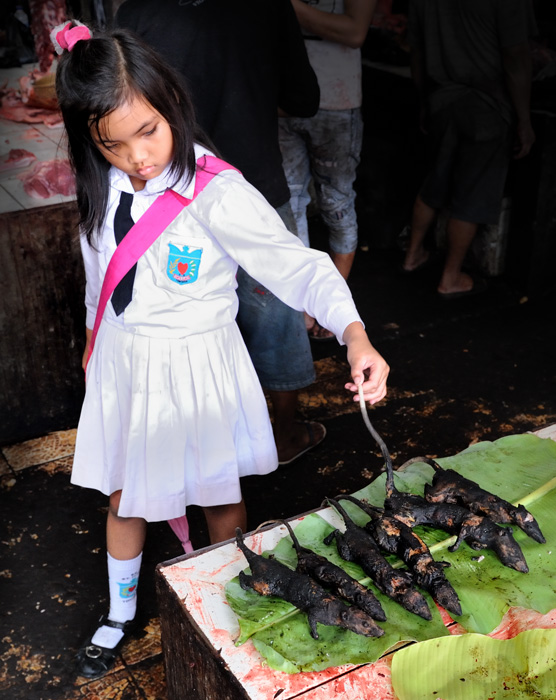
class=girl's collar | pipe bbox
[109,163,177,196]
[109,145,214,197]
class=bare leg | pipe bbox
[403,194,436,271]
[202,500,247,544]
[268,389,326,464]
[107,490,147,560]
[330,250,356,280]
[438,217,478,294]
[269,389,298,460]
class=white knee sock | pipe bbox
[91,551,142,649]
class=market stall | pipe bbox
[156,424,556,700]
[0,65,85,444]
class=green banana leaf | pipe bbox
[352,433,556,635]
[225,434,556,673]
[391,629,556,700]
[352,433,556,508]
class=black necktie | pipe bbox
[111,191,136,315]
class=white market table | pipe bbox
[155,424,556,700]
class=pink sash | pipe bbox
[85,155,237,367]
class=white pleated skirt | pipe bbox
[71,321,278,521]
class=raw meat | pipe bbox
[0,149,37,173]
[29,0,68,73]
[0,99,63,126]
[19,159,75,199]
[0,84,63,127]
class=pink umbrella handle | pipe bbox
[168,515,194,554]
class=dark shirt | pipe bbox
[409,0,537,121]
[116,0,320,207]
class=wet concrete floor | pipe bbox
[1,234,555,699]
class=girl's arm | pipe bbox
[290,0,377,49]
[343,321,389,405]
[79,232,101,373]
[82,327,93,373]
[203,175,389,404]
[80,233,101,329]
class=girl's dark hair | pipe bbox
[56,27,212,243]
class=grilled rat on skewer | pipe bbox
[277,519,386,621]
[422,457,545,543]
[384,481,529,573]
[324,499,432,620]
[337,495,462,617]
[234,529,384,639]
[360,413,530,574]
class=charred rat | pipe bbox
[384,470,529,573]
[422,457,545,544]
[278,519,386,621]
[234,528,384,639]
[337,495,462,617]
[360,416,530,574]
[324,498,432,620]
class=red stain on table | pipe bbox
[490,607,556,639]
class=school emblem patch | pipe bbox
[166,243,203,285]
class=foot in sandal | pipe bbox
[277,421,326,465]
[307,320,335,342]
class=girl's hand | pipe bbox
[343,322,389,405]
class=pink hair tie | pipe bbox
[50,21,92,55]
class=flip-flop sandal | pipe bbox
[308,321,336,342]
[278,421,327,466]
[75,615,136,679]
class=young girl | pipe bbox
[53,22,389,679]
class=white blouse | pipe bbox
[81,145,363,342]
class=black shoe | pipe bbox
[75,615,136,679]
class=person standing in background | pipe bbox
[401,0,536,299]
[279,0,377,341]
[116,0,327,466]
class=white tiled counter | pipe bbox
[0,65,75,213]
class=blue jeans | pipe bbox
[278,108,363,254]
[236,201,315,391]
